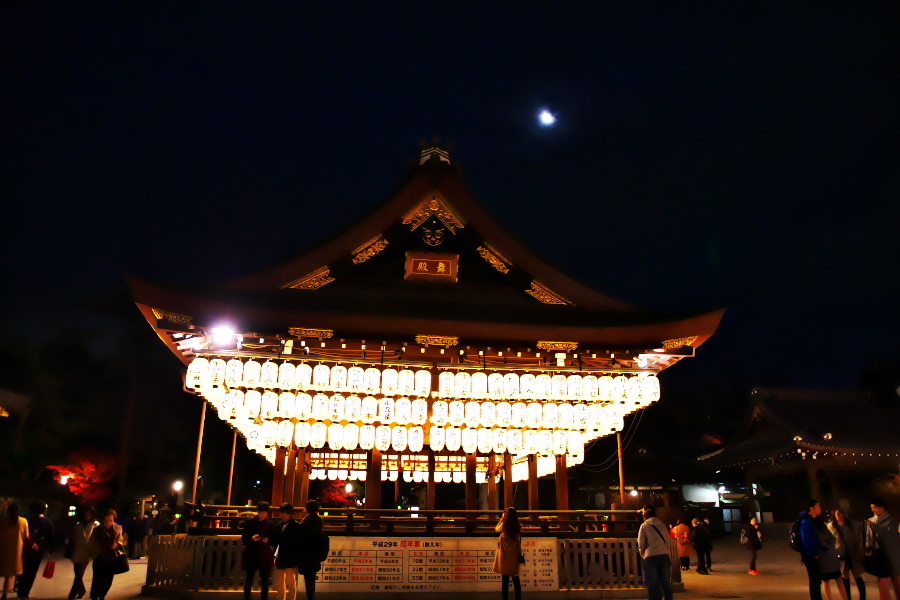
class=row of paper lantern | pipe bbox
[186,357,660,403]
[307,469,489,483]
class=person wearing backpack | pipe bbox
[296,501,327,600]
[741,516,763,575]
[637,504,673,600]
[799,500,826,600]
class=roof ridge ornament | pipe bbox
[402,193,465,233]
[419,137,451,165]
[477,244,511,274]
[282,266,335,290]
[151,308,193,324]
[352,235,389,264]
[526,281,573,306]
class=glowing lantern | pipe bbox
[611,376,627,401]
[567,431,583,455]
[226,390,243,420]
[375,426,392,451]
[519,374,536,398]
[485,373,502,398]
[552,430,568,455]
[348,366,365,392]
[244,390,262,419]
[582,375,598,400]
[431,401,448,426]
[398,370,415,395]
[411,399,428,424]
[641,375,661,402]
[295,393,312,419]
[626,376,642,402]
[408,426,424,452]
[523,430,538,454]
[445,427,462,452]
[558,403,574,427]
[492,428,507,453]
[462,427,478,453]
[438,372,455,397]
[511,403,527,427]
[226,358,244,387]
[310,364,329,389]
[261,361,279,388]
[477,427,493,453]
[598,375,613,401]
[330,365,348,390]
[573,404,588,428]
[378,398,395,423]
[342,423,360,450]
[504,373,519,397]
[471,372,488,397]
[452,471,465,484]
[496,402,511,426]
[464,402,481,426]
[364,368,381,394]
[430,425,446,451]
[186,357,209,390]
[391,426,408,452]
[552,375,567,399]
[278,362,296,389]
[262,421,279,447]
[480,402,496,427]
[261,392,279,419]
[537,430,552,454]
[329,396,346,422]
[394,397,412,424]
[345,396,361,422]
[295,363,312,389]
[361,397,378,422]
[455,372,472,398]
[567,375,583,399]
[381,368,398,395]
[327,423,344,449]
[543,403,559,427]
[359,424,376,450]
[535,374,552,399]
[310,423,327,448]
[448,401,465,427]
[526,403,543,427]
[209,359,227,387]
[242,360,261,388]
[312,395,329,421]
[414,370,432,397]
[277,420,294,447]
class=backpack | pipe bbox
[315,532,330,563]
[789,519,804,552]
[739,528,748,545]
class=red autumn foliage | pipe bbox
[319,480,353,507]
[48,449,117,504]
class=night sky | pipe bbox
[5,3,900,394]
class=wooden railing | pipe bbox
[557,538,682,589]
[194,507,640,538]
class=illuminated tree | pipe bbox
[48,449,118,505]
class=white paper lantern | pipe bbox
[359,424,376,450]
[242,360,261,388]
[480,402,496,427]
[492,428,507,453]
[329,396,346,422]
[361,397,378,422]
[295,393,312,419]
[345,395,361,422]
[504,373,519,397]
[411,399,428,424]
[312,395,329,421]
[438,372,455,398]
[342,423,360,450]
[408,426,424,452]
[477,427,493,453]
[381,368,398,395]
[598,375,613,401]
[611,376,627,401]
[226,390,244,420]
[558,403,574,427]
[496,402,511,426]
[278,362,296,389]
[262,420,279,446]
[455,372,472,398]
[414,370,432,397]
[464,402,481,427]
[552,375,567,400]
[542,403,559,428]
[452,471,465,484]
[511,403,527,427]
[327,423,344,449]
[526,403,543,427]
[186,357,210,390]
[312,364,330,388]
[394,397,412,424]
[488,373,504,398]
[535,374,552,399]
[445,427,462,452]
[476,471,487,484]
[310,423,327,448]
[378,398,395,424]
[226,358,244,387]
[330,365,348,390]
[244,390,262,419]
[552,430,568,455]
[582,375,599,400]
[430,400,448,426]
[375,425,392,451]
[448,401,465,427]
[567,375,583,399]
[573,404,588,428]
[471,372,488,398]
[261,391,279,419]
[567,430,584,455]
[364,368,381,394]
[277,420,294,447]
[519,374,536,398]
[398,370,415,395]
[523,429,538,454]
[261,361,279,388]
[429,425,446,451]
[641,375,661,402]
[295,363,312,389]
[348,366,365,392]
[209,359,227,387]
[626,376,642,402]
[391,426,408,452]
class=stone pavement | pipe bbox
[18,532,882,600]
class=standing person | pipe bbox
[637,504,674,600]
[272,504,301,600]
[241,502,277,600]
[127,514,146,559]
[66,507,99,600]
[689,518,712,574]
[817,513,848,600]
[800,500,825,600]
[742,516,763,575]
[829,508,866,600]
[867,498,900,600]
[492,507,522,600]
[18,501,55,600]
[87,509,125,600]
[672,518,694,572]
[0,503,29,600]
[296,501,326,600]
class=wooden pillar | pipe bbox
[293,448,309,506]
[555,455,569,510]
[365,448,382,509]
[527,454,539,510]
[503,453,513,509]
[272,447,287,506]
[487,454,499,511]
[617,430,626,505]
[283,447,296,505]
[426,451,436,510]
[191,400,207,504]
[226,429,237,505]
[465,453,477,511]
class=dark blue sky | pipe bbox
[4,3,899,388]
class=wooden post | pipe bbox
[191,400,207,504]
[465,453,477,511]
[527,454,539,510]
[283,447,296,505]
[555,455,569,510]
[617,430,627,505]
[293,448,309,506]
[487,454,498,511]
[426,451,436,510]
[272,447,287,506]
[503,453,513,509]
[365,448,382,509]
[226,429,237,505]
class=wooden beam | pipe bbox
[503,453,513,509]
[293,448,309,506]
[283,447,296,506]
[487,454,499,511]
[527,454,539,510]
[555,455,569,510]
[426,450,436,510]
[465,453,477,511]
[365,448,382,510]
[272,447,286,506]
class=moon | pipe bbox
[538,109,556,126]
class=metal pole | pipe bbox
[227,429,237,505]
[192,400,207,504]
[617,430,626,505]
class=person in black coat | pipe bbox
[18,501,55,600]
[241,502,278,600]
[296,501,325,600]
[272,504,302,600]
[689,518,713,574]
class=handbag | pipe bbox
[519,552,526,565]
[112,552,130,575]
[42,560,56,578]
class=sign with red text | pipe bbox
[315,536,558,593]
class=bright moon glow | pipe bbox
[538,109,556,126]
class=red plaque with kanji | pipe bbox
[404,252,459,283]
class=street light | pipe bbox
[59,475,69,485]
[173,480,184,492]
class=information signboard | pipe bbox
[315,536,558,593]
